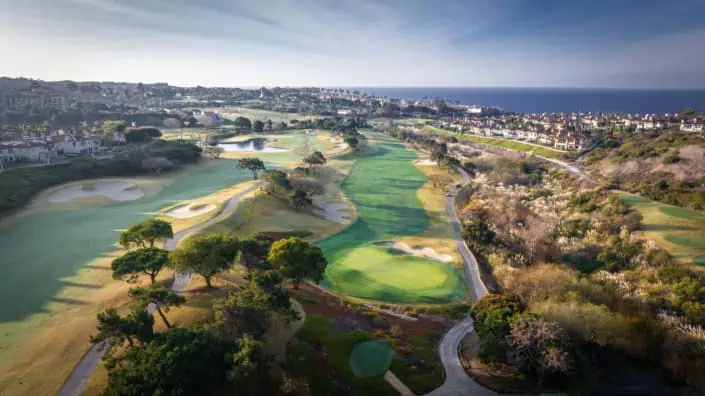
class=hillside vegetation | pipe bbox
[586,130,705,209]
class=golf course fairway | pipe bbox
[318,141,466,304]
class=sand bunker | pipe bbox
[374,241,453,262]
[415,159,437,166]
[48,181,144,203]
[164,203,216,219]
[314,201,352,224]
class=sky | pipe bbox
[0,0,704,88]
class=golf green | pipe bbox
[317,141,466,304]
[349,340,393,378]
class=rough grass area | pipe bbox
[619,192,705,270]
[318,141,466,303]
[287,315,396,395]
[423,126,564,159]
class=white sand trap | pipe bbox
[374,241,453,263]
[314,201,352,224]
[415,159,437,166]
[49,181,144,203]
[164,203,216,219]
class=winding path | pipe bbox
[57,181,265,396]
[425,167,495,396]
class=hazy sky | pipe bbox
[1,0,704,88]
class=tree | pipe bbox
[141,156,174,175]
[290,177,325,196]
[120,219,174,249]
[267,237,327,288]
[265,119,273,130]
[111,247,169,284]
[128,285,185,328]
[227,334,274,394]
[91,306,154,352]
[204,145,224,159]
[103,328,236,396]
[169,234,239,288]
[345,136,359,150]
[253,120,265,132]
[288,189,312,210]
[431,149,446,166]
[471,294,525,362]
[240,238,272,271]
[262,169,291,195]
[507,316,572,388]
[680,107,696,118]
[103,120,127,137]
[302,151,327,171]
[210,270,297,340]
[237,157,266,180]
[234,116,252,130]
[463,219,496,245]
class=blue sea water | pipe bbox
[352,87,705,114]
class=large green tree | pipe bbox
[128,285,186,328]
[302,151,327,171]
[111,247,169,284]
[119,219,174,249]
[237,157,266,180]
[262,169,291,195]
[169,234,239,288]
[103,328,236,396]
[252,120,265,132]
[210,270,297,341]
[234,116,252,130]
[267,237,327,288]
[90,306,154,363]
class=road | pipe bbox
[425,167,495,396]
[536,155,597,184]
[57,181,264,396]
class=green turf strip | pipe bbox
[317,141,466,303]
[659,205,705,220]
[693,255,705,267]
[663,234,705,249]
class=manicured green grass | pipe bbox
[423,126,564,159]
[618,194,652,206]
[663,234,705,249]
[325,246,464,303]
[619,192,705,268]
[349,340,393,378]
[659,205,705,220]
[317,141,466,303]
[694,255,705,267]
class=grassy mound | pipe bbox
[349,341,394,378]
[318,142,466,303]
[664,234,705,249]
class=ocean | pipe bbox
[352,87,705,114]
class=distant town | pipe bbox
[1,77,704,167]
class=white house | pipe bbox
[681,119,704,133]
[55,136,100,155]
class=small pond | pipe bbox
[217,138,288,153]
